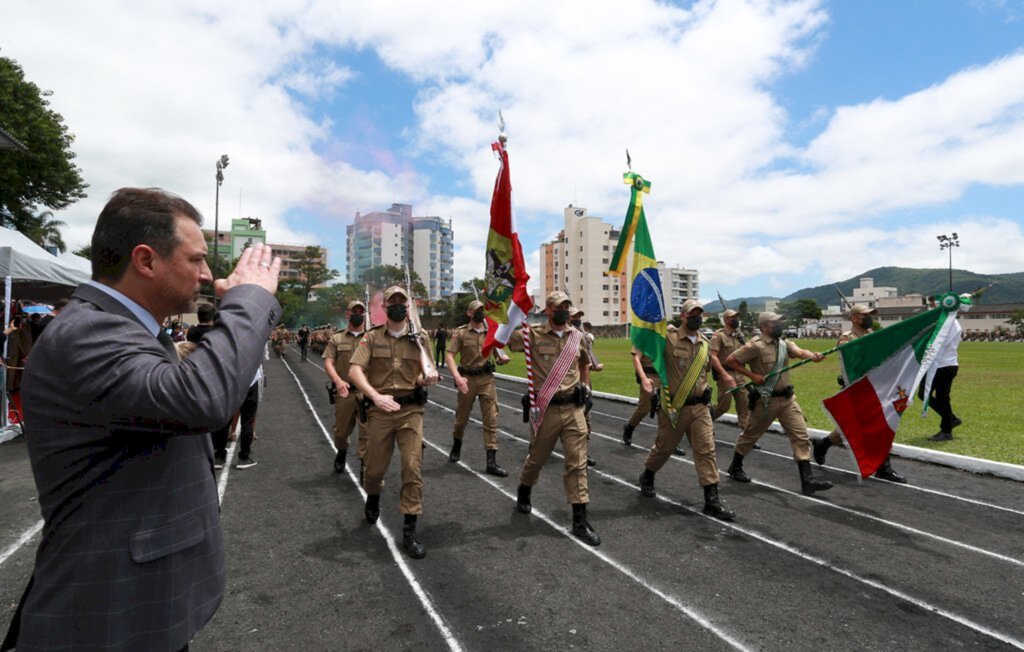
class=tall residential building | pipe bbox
[847,277,897,309]
[346,203,454,301]
[203,218,329,286]
[539,205,628,326]
[657,262,700,317]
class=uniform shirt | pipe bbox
[628,348,661,385]
[663,330,712,399]
[837,325,869,346]
[322,329,365,383]
[710,328,744,360]
[447,324,490,369]
[732,334,802,388]
[508,324,588,393]
[349,325,431,394]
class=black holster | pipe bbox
[836,375,847,389]
[649,392,660,419]
[325,381,337,405]
[521,393,531,423]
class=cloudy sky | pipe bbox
[3,0,1024,300]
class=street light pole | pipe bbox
[213,154,230,305]
[936,232,960,292]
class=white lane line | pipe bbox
[280,358,465,652]
[426,394,1024,650]
[0,519,42,567]
[2,429,239,570]
[425,401,750,651]
[217,432,240,505]
[470,389,1024,571]
[490,381,1024,517]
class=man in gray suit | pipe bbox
[2,188,282,652]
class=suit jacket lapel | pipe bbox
[72,284,177,360]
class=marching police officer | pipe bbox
[322,300,368,476]
[445,299,509,476]
[348,286,439,559]
[506,292,599,546]
[637,300,735,520]
[813,305,906,483]
[709,309,746,429]
[725,312,834,496]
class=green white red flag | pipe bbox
[822,293,965,478]
[482,138,533,357]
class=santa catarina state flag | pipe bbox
[607,172,668,397]
[482,138,533,357]
[822,295,962,478]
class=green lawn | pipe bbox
[498,338,1024,466]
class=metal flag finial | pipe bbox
[498,110,507,144]
[626,148,632,171]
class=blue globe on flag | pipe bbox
[631,267,665,324]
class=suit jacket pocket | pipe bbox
[129,515,206,564]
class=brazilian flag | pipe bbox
[608,172,668,402]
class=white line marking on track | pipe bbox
[0,519,42,567]
[491,381,1024,517]
[426,392,1024,650]
[280,357,465,652]
[217,432,240,505]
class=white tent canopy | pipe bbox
[0,227,89,301]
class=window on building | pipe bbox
[602,285,609,290]
[603,245,609,251]
[602,298,609,303]
[603,311,609,316]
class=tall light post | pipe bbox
[937,232,959,292]
[213,154,230,304]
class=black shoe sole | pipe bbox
[703,506,736,521]
[486,467,509,477]
[516,503,532,514]
[572,528,601,547]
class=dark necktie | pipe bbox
[157,330,177,358]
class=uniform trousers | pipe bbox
[212,381,259,459]
[452,373,499,449]
[333,392,368,459]
[519,403,589,504]
[363,405,424,515]
[627,381,661,428]
[644,403,719,485]
[714,371,749,431]
[734,395,812,462]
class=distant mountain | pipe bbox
[704,267,1024,312]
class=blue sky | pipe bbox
[4,0,1024,301]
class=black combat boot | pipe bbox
[333,448,347,474]
[402,514,426,559]
[516,484,533,514]
[571,503,601,547]
[673,446,686,457]
[874,456,907,484]
[638,468,656,497]
[702,483,736,521]
[364,494,380,524]
[812,437,833,465]
[587,455,597,467]
[448,438,462,463]
[485,449,508,477]
[622,423,635,447]
[727,452,751,483]
[797,460,833,496]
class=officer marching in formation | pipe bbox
[322,300,369,477]
[506,291,600,546]
[813,305,907,483]
[724,312,834,496]
[444,299,510,477]
[348,286,439,559]
[570,307,600,467]
[637,300,736,520]
[709,309,746,429]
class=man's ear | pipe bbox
[130,244,158,279]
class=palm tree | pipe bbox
[11,209,68,253]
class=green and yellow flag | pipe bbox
[608,172,669,404]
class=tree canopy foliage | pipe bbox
[0,56,87,229]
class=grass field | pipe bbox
[497,338,1024,466]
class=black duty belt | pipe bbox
[458,360,495,376]
[548,385,588,406]
[682,387,713,406]
[747,384,794,399]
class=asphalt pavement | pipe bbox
[2,344,1023,651]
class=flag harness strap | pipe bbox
[665,339,709,427]
[754,339,788,410]
[526,327,584,433]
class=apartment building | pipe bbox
[203,217,328,286]
[657,262,700,317]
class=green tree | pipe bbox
[1008,309,1024,339]
[14,209,68,252]
[362,264,427,299]
[0,56,88,227]
[777,298,821,327]
[292,246,339,303]
[738,300,757,333]
[704,314,723,330]
[73,243,91,259]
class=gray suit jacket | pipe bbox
[10,283,279,651]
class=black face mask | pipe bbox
[685,316,703,331]
[471,310,485,323]
[860,317,873,329]
[570,319,582,328]
[769,324,785,339]
[386,304,408,322]
[552,309,569,326]
[349,313,365,328]
[727,318,740,329]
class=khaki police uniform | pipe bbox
[447,324,499,449]
[643,330,719,485]
[349,324,431,515]
[508,324,590,504]
[323,328,368,458]
[710,327,749,430]
[627,351,662,428]
[732,335,812,461]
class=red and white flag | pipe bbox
[482,138,533,357]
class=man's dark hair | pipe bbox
[91,187,204,283]
[197,303,218,323]
[53,297,70,312]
